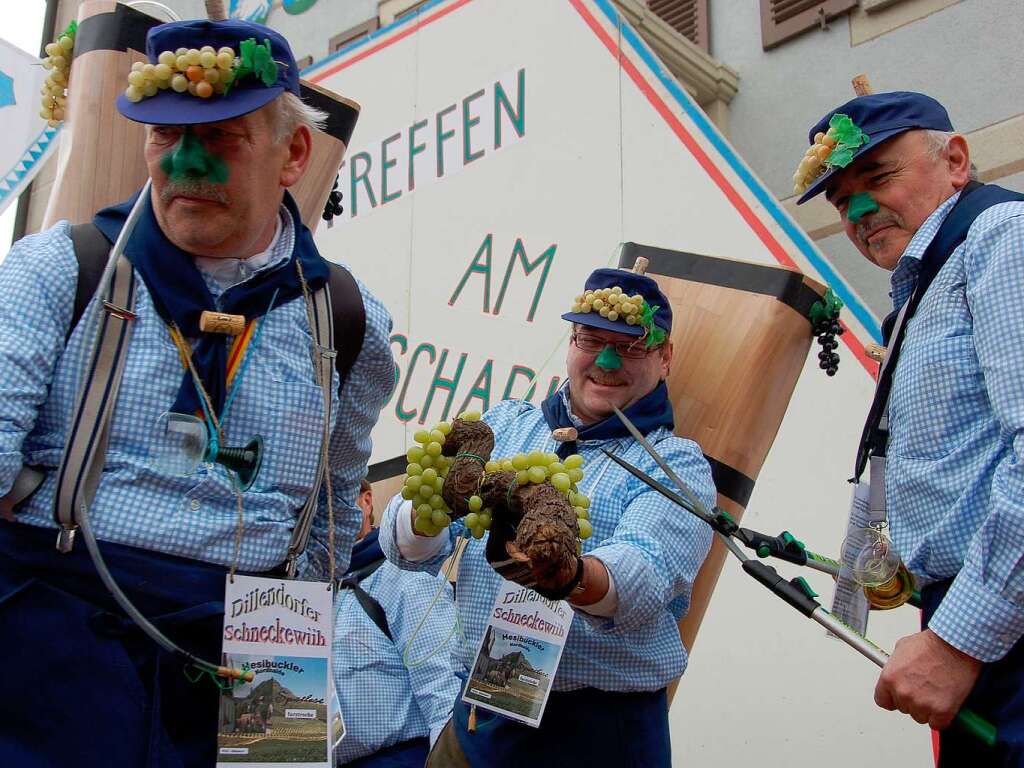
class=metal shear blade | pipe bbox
[610,405,714,519]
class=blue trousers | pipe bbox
[0,521,233,767]
[343,737,430,767]
[921,580,1024,767]
[452,687,670,767]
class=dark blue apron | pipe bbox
[452,686,671,767]
[921,580,1024,767]
[0,521,232,767]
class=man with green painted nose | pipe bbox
[146,110,296,259]
[558,268,677,426]
[384,265,715,767]
[0,19,397,766]
[796,91,1024,764]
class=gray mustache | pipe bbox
[161,181,229,205]
[856,210,902,244]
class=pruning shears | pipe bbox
[606,405,996,748]
[693,505,922,609]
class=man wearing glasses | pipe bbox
[378,267,715,767]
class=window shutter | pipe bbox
[329,18,379,54]
[396,0,432,20]
[760,0,857,50]
[647,0,710,53]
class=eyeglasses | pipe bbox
[571,332,659,359]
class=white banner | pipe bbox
[0,37,61,217]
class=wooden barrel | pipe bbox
[616,242,824,677]
[291,83,360,228]
[42,1,157,229]
[42,1,359,232]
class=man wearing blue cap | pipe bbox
[378,267,715,766]
[796,91,1024,764]
[0,19,394,766]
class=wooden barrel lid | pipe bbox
[618,242,823,511]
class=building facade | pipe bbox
[20,0,1022,325]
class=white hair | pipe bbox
[922,129,978,180]
[267,91,328,143]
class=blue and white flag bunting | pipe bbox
[0,37,61,217]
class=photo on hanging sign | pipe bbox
[463,580,572,727]
[216,653,329,764]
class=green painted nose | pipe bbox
[847,192,879,224]
[596,345,622,371]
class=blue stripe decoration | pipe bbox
[589,0,880,343]
[0,125,60,207]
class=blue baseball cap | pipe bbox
[562,268,672,338]
[116,19,301,125]
[796,91,954,204]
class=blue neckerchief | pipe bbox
[346,529,384,576]
[93,188,329,417]
[540,380,675,458]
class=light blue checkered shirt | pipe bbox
[333,558,460,763]
[379,397,715,691]
[0,208,395,579]
[885,191,1024,662]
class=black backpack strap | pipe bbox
[2,224,111,518]
[327,262,366,389]
[853,182,1024,480]
[67,223,111,342]
[339,558,392,640]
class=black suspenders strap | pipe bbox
[340,558,392,641]
[68,223,111,340]
[327,262,365,389]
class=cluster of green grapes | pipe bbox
[401,415,594,542]
[402,413,479,537]
[40,26,76,127]
[570,286,646,325]
[498,450,593,541]
[124,46,237,103]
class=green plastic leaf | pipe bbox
[808,287,844,326]
[828,114,867,147]
[646,326,667,348]
[254,38,278,86]
[640,302,667,348]
[827,147,855,167]
[223,38,276,96]
[639,301,657,333]
[225,37,277,95]
[236,38,257,80]
[823,113,870,170]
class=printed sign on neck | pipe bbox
[463,579,573,728]
[217,575,335,767]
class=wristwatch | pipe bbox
[571,558,587,595]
